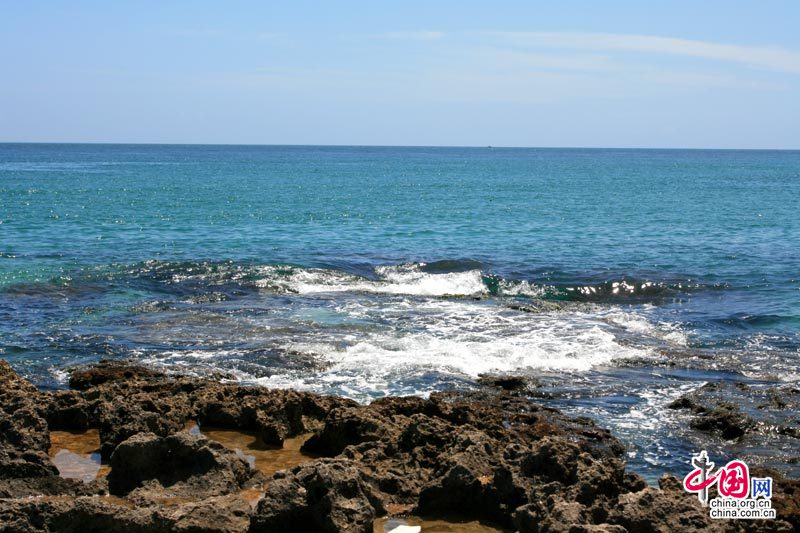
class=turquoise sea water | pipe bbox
[1,144,799,479]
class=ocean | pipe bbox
[1,143,798,481]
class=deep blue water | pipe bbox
[1,144,798,480]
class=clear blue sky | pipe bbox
[2,1,799,148]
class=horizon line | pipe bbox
[1,141,799,151]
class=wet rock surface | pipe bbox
[0,360,99,499]
[668,381,800,472]
[668,382,800,439]
[477,374,531,391]
[0,359,797,532]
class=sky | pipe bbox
[1,1,799,148]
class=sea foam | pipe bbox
[255,263,489,297]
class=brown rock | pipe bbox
[68,360,163,391]
[107,431,251,498]
[249,459,382,533]
[2,361,798,532]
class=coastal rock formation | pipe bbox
[107,431,251,499]
[668,384,756,440]
[0,360,798,532]
[668,381,800,475]
[668,381,800,441]
[250,459,383,532]
[0,360,99,499]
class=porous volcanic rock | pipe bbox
[0,360,798,532]
[0,360,99,499]
[668,381,800,442]
[249,459,384,533]
[107,431,251,499]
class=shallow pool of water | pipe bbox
[49,429,109,482]
[187,422,317,477]
[374,516,508,533]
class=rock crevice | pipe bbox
[0,360,797,532]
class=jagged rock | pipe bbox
[477,374,529,391]
[68,360,163,390]
[107,431,251,498]
[0,494,252,533]
[751,468,800,532]
[249,459,383,533]
[0,496,171,533]
[96,399,189,459]
[46,390,92,431]
[0,360,86,498]
[687,402,755,440]
[193,385,355,447]
[164,494,252,533]
[669,382,798,441]
[1,361,798,532]
[301,406,387,457]
[606,475,724,533]
[0,360,51,457]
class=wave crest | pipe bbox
[255,263,488,297]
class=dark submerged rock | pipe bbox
[669,381,798,442]
[477,373,529,391]
[687,402,755,440]
[669,381,800,476]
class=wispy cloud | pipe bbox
[484,32,800,74]
[469,46,614,73]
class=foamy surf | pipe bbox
[255,263,489,297]
[135,296,672,402]
[255,327,646,400]
[254,313,653,401]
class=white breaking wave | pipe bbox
[603,309,689,347]
[250,300,657,401]
[132,265,690,402]
[495,278,548,298]
[137,296,675,402]
[255,263,488,297]
[49,367,70,385]
[374,264,487,296]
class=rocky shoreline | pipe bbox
[0,360,797,532]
